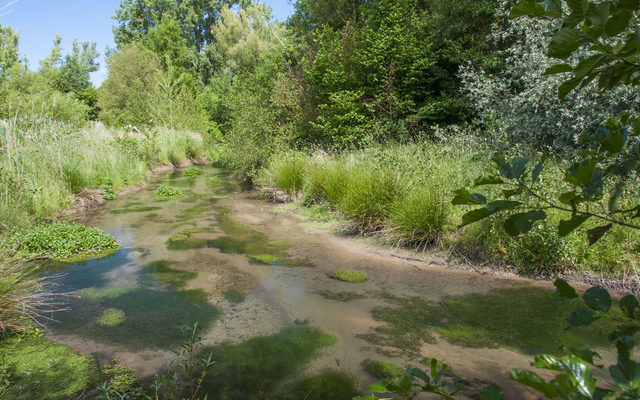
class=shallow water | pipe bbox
[44,168,617,399]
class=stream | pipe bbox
[43,167,617,399]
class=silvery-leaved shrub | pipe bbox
[459,1,640,154]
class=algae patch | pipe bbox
[201,326,337,400]
[359,287,618,356]
[316,289,365,301]
[277,370,359,400]
[97,308,126,327]
[0,334,93,400]
[362,359,404,379]
[329,270,368,283]
[223,288,246,304]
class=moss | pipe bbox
[247,254,280,265]
[223,289,246,304]
[0,335,93,399]
[76,286,136,301]
[316,289,365,301]
[278,370,359,400]
[329,270,368,283]
[362,359,405,380]
[96,308,126,327]
[154,184,183,201]
[144,260,197,288]
[201,326,337,400]
[359,287,619,356]
[184,166,204,176]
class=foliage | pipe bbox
[3,221,120,260]
[259,151,308,195]
[183,166,204,177]
[0,25,19,78]
[362,359,405,380]
[457,0,640,247]
[98,43,161,127]
[154,184,183,200]
[328,270,368,283]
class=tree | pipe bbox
[455,1,640,244]
[97,43,161,127]
[0,25,20,79]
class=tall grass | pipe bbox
[258,142,640,276]
[0,115,205,228]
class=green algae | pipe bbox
[329,270,368,283]
[0,335,93,399]
[56,286,220,349]
[278,370,359,400]
[112,205,162,214]
[97,308,126,327]
[201,326,337,400]
[362,359,405,379]
[144,260,197,288]
[359,287,619,356]
[211,211,300,267]
[316,288,365,301]
[223,288,246,304]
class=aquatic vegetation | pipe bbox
[99,359,141,397]
[278,370,359,400]
[201,326,337,400]
[359,288,617,356]
[97,308,126,327]
[76,286,136,301]
[54,286,220,349]
[154,184,183,200]
[166,232,210,251]
[144,260,197,288]
[329,270,368,283]
[184,166,205,176]
[3,221,120,260]
[208,176,221,185]
[112,205,162,214]
[316,289,365,301]
[362,359,404,379]
[0,334,93,399]
[223,289,246,304]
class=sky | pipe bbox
[0,0,295,86]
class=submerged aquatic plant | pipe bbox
[154,184,183,200]
[96,308,126,327]
[329,270,368,283]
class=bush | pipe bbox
[183,166,204,176]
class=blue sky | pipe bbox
[0,0,295,86]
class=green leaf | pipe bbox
[474,176,504,186]
[509,370,558,397]
[498,157,527,179]
[486,200,522,214]
[558,215,590,236]
[476,385,506,400]
[543,64,574,75]
[587,2,610,26]
[452,189,487,205]
[367,382,391,393]
[461,208,490,227]
[560,346,601,365]
[543,0,563,17]
[559,77,583,99]
[605,9,633,36]
[567,0,589,19]
[531,160,544,184]
[620,295,639,318]
[559,191,579,204]
[584,286,612,312]
[388,375,412,393]
[502,187,523,198]
[554,278,578,299]
[568,309,598,328]
[504,210,547,236]
[510,0,546,18]
[548,27,582,59]
[573,55,606,80]
[587,223,613,245]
